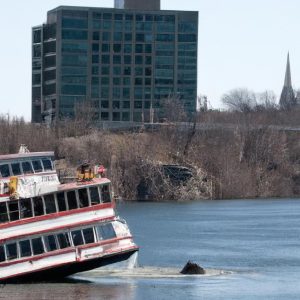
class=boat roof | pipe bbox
[0,152,54,162]
[58,177,111,191]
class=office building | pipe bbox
[31,1,198,124]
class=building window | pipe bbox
[135,56,143,65]
[93,32,100,40]
[103,13,112,20]
[62,30,88,40]
[113,112,120,121]
[134,101,143,109]
[113,44,122,53]
[122,112,130,121]
[102,55,110,64]
[123,101,130,109]
[124,33,132,41]
[102,32,111,41]
[62,18,88,29]
[101,112,109,121]
[101,100,109,109]
[92,44,99,52]
[101,66,110,75]
[124,44,132,53]
[113,55,121,64]
[124,66,131,76]
[114,32,122,42]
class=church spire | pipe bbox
[279,52,296,109]
[284,52,292,87]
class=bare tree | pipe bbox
[160,95,187,122]
[256,90,278,111]
[222,88,257,113]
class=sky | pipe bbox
[1,0,300,120]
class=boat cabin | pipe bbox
[0,220,117,263]
[0,152,55,179]
[0,180,112,224]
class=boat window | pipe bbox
[57,233,71,249]
[42,158,53,171]
[96,226,103,240]
[101,185,111,203]
[32,160,43,172]
[20,198,33,219]
[82,228,95,244]
[71,230,84,246]
[0,245,5,262]
[8,201,20,221]
[22,161,34,174]
[44,235,58,252]
[67,190,78,210]
[56,192,67,212]
[44,194,57,214]
[11,162,22,176]
[33,196,45,216]
[32,237,45,255]
[0,202,9,223]
[0,164,10,178]
[98,223,117,240]
[19,240,32,257]
[78,188,89,208]
[89,186,100,205]
[6,242,18,260]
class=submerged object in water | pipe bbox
[180,261,205,275]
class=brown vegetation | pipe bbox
[0,108,299,201]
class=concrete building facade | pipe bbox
[31,2,198,124]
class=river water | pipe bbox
[2,199,300,299]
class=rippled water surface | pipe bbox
[2,199,300,299]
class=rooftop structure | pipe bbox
[114,0,161,10]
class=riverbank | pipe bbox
[0,112,299,201]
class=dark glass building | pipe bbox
[31,1,198,124]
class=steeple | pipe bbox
[279,53,296,109]
[284,52,292,87]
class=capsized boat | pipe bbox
[0,146,138,283]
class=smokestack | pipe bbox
[115,0,160,10]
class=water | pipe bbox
[2,199,300,299]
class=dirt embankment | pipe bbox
[0,113,299,201]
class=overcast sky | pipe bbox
[0,0,299,120]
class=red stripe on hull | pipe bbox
[1,216,116,243]
[0,202,115,230]
[0,236,134,267]
[0,245,139,282]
